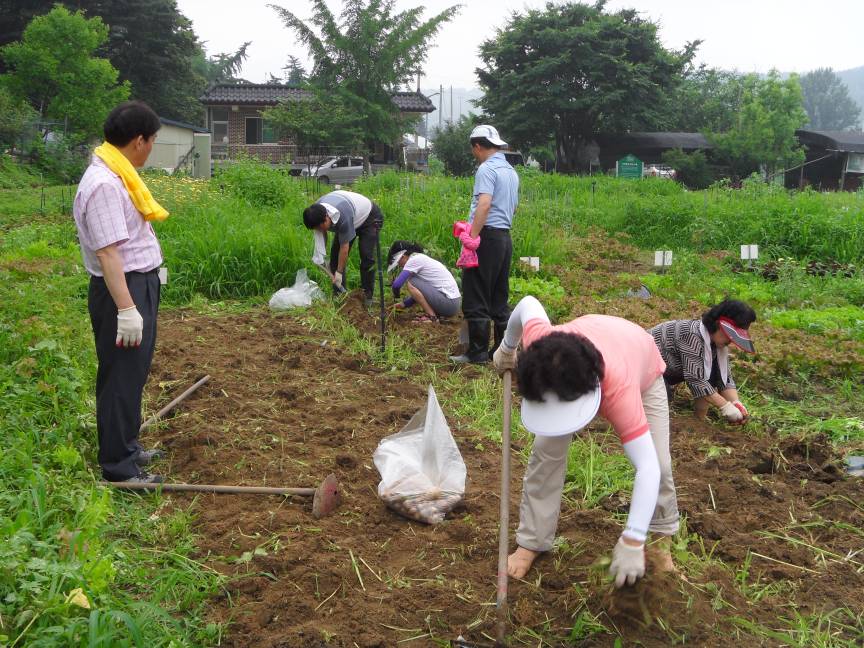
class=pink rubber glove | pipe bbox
[459,231,480,251]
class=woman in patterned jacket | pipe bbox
[650,300,757,424]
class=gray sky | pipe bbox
[177,0,864,88]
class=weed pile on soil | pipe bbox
[142,300,863,647]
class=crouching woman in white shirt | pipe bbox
[387,241,461,323]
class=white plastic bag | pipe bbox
[373,385,466,524]
[268,268,324,310]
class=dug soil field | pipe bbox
[3,169,864,646]
[140,234,864,647]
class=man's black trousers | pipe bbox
[329,203,384,297]
[88,270,160,481]
[462,225,512,329]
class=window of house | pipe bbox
[245,117,262,144]
[262,121,276,144]
[211,108,228,144]
[245,117,277,145]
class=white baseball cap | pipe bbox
[469,124,507,148]
[520,387,602,437]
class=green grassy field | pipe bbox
[1,161,862,645]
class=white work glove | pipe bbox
[719,400,744,424]
[610,537,645,588]
[116,306,143,348]
[492,341,517,374]
[733,400,749,422]
[333,271,344,289]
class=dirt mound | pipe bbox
[140,305,864,647]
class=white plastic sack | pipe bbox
[268,268,324,310]
[373,385,466,524]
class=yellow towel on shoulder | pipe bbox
[93,142,169,222]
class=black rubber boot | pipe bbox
[449,319,490,364]
[491,320,508,355]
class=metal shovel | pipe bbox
[104,473,342,518]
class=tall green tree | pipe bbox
[799,68,861,131]
[1,5,129,142]
[431,115,477,176]
[1,0,206,123]
[0,84,36,149]
[476,1,696,172]
[709,71,808,180]
[263,87,363,150]
[0,1,54,70]
[665,66,745,133]
[284,55,306,85]
[194,41,251,86]
[269,0,459,150]
[92,0,204,122]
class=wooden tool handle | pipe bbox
[104,481,315,496]
[140,375,211,433]
[496,369,513,646]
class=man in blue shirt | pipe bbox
[450,125,519,364]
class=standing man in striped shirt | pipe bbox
[73,101,167,484]
[450,125,519,364]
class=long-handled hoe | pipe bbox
[495,370,513,646]
[104,473,342,519]
[119,375,342,518]
[453,370,513,648]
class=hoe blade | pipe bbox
[312,473,341,518]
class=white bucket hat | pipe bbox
[520,386,602,437]
[469,124,507,148]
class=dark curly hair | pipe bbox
[701,299,757,333]
[516,332,605,402]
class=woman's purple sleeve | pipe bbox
[392,269,415,306]
[391,269,412,294]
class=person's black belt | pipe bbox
[90,268,159,280]
[124,268,159,276]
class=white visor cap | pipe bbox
[387,250,407,273]
[520,387,601,437]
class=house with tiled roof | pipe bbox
[200,83,435,163]
[788,129,864,191]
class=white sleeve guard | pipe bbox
[621,432,661,543]
[501,296,551,350]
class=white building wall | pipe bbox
[144,124,195,171]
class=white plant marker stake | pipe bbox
[741,244,759,269]
[519,256,541,272]
[654,250,673,274]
